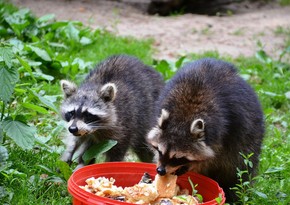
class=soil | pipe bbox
[10,0,290,60]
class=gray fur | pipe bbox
[60,55,164,170]
[147,58,264,202]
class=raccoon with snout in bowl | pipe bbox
[147,58,265,202]
[60,55,164,170]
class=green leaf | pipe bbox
[37,14,55,24]
[66,22,80,42]
[154,59,174,80]
[0,124,3,143]
[16,55,36,82]
[9,39,25,54]
[36,165,55,175]
[255,50,272,65]
[0,186,10,201]
[50,21,69,30]
[26,60,42,67]
[195,194,203,203]
[276,192,287,199]
[30,91,58,113]
[285,91,290,99]
[72,58,92,71]
[35,134,53,146]
[22,102,48,114]
[0,25,8,37]
[0,64,19,102]
[188,176,195,196]
[175,56,186,69]
[48,42,67,49]
[254,191,268,199]
[265,166,285,174]
[26,45,52,61]
[215,194,223,204]
[82,139,117,164]
[0,145,9,171]
[3,169,27,179]
[4,9,31,37]
[80,36,92,45]
[174,195,187,201]
[0,47,14,68]
[56,160,72,181]
[2,117,36,150]
[32,72,54,81]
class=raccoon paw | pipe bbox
[61,152,73,165]
[74,163,85,172]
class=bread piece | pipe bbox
[123,183,158,204]
[154,174,178,198]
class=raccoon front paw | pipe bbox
[61,152,73,165]
[73,163,85,172]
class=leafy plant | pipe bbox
[153,56,189,80]
[82,139,117,165]
[188,177,203,203]
[230,153,267,205]
[0,45,36,152]
[0,1,154,203]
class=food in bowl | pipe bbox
[80,172,200,205]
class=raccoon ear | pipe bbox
[100,83,117,102]
[147,127,160,147]
[60,80,77,98]
[158,109,169,128]
[190,119,205,135]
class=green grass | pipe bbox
[231,28,245,36]
[3,147,70,204]
[76,30,153,65]
[1,1,290,205]
[280,0,290,6]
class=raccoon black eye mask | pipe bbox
[65,110,75,121]
[83,111,101,124]
[151,145,204,176]
[65,109,101,123]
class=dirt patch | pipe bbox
[11,0,290,60]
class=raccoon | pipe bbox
[147,58,265,202]
[60,55,164,170]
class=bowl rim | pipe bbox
[68,162,226,205]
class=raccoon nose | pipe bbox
[68,126,78,134]
[156,166,167,176]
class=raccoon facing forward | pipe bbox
[147,58,264,202]
[60,55,164,170]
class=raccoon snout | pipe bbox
[156,165,167,176]
[68,126,78,134]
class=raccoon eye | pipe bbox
[65,110,75,121]
[83,111,101,123]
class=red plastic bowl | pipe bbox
[68,162,225,205]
